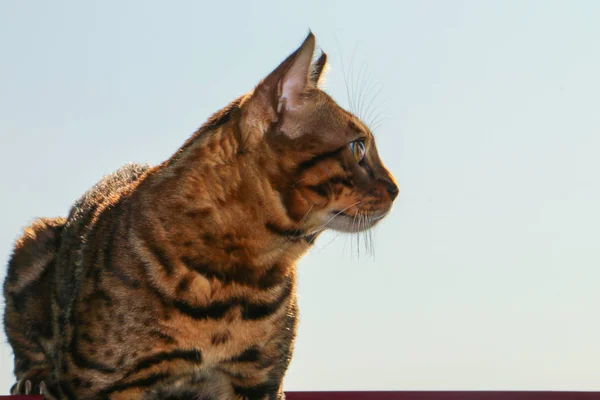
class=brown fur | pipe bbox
[3,33,398,400]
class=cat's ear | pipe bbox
[310,51,328,87]
[274,32,316,111]
[245,32,316,128]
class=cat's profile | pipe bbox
[3,32,398,400]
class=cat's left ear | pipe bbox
[244,32,316,128]
[275,33,317,112]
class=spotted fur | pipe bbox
[3,33,398,400]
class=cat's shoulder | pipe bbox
[68,162,151,218]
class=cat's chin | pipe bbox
[324,210,388,233]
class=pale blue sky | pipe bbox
[1,0,600,393]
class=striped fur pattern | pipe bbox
[3,33,398,400]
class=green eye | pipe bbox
[349,139,366,162]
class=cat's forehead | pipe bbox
[347,115,371,138]
[314,93,372,139]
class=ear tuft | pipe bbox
[310,50,328,87]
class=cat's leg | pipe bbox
[3,217,66,398]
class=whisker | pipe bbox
[356,213,364,260]
[350,206,359,260]
[368,220,373,257]
[365,229,370,258]
[359,66,376,121]
[363,215,369,259]
[316,201,361,233]
[369,114,390,133]
[357,212,361,260]
[355,60,369,120]
[346,43,359,114]
[365,212,371,258]
[335,35,354,113]
[360,78,379,121]
[362,214,367,257]
[342,232,350,258]
[364,85,384,126]
[315,231,344,253]
[354,205,364,260]
[292,203,315,236]
[370,224,376,259]
[359,212,365,259]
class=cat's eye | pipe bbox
[349,139,366,162]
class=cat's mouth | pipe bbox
[326,209,389,232]
[330,210,351,218]
[330,209,388,219]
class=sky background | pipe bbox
[1,0,600,393]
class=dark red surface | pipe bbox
[0,397,44,400]
[285,393,600,400]
[2,392,599,399]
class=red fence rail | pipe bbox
[2,392,600,400]
[287,393,600,400]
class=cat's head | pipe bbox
[177,33,397,238]
[237,33,398,235]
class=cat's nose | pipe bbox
[387,182,399,200]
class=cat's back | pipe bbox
[58,162,151,267]
[5,162,150,302]
[54,161,152,307]
[67,162,151,226]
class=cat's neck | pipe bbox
[133,123,312,273]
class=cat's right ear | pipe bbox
[243,33,316,133]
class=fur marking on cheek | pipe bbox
[296,146,346,173]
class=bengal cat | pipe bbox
[3,33,398,400]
